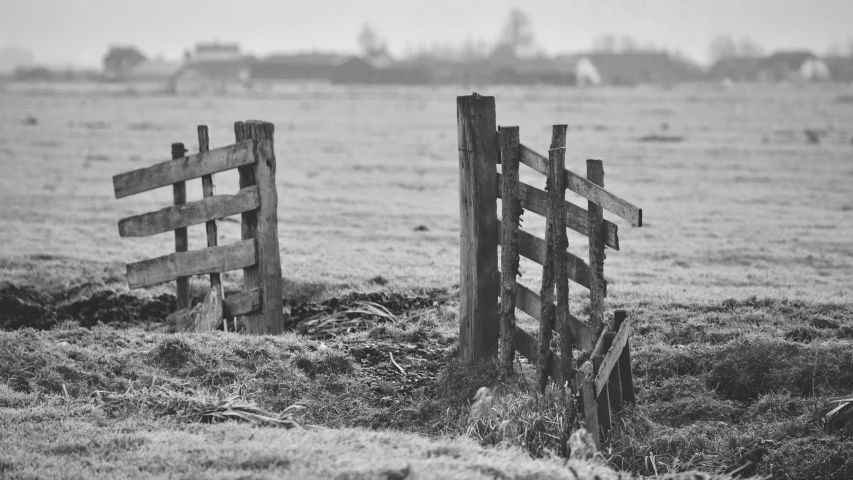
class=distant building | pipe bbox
[560,51,702,86]
[191,42,242,62]
[706,57,763,83]
[170,42,251,92]
[760,51,830,82]
[824,56,853,82]
[250,53,343,82]
[124,58,181,83]
[331,56,378,84]
[103,46,147,79]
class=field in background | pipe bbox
[1,82,852,303]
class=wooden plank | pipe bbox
[498,125,521,377]
[550,127,574,389]
[497,220,603,294]
[594,316,632,396]
[498,174,619,250]
[581,378,601,449]
[604,332,623,413]
[236,121,285,334]
[172,284,224,332]
[223,288,262,317]
[614,310,635,404]
[118,187,260,237]
[519,144,642,227]
[593,354,612,440]
[497,273,593,351]
[113,140,254,199]
[198,125,222,303]
[587,159,606,333]
[456,94,500,363]
[126,239,257,289]
[171,143,190,311]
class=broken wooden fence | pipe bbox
[112,120,285,335]
[456,93,642,446]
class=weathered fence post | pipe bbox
[498,125,521,377]
[615,309,635,403]
[550,125,573,391]
[457,94,499,364]
[605,331,624,413]
[172,142,190,311]
[198,125,225,329]
[593,353,612,440]
[587,160,605,334]
[234,120,285,334]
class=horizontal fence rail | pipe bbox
[113,140,254,199]
[126,239,257,289]
[118,186,260,237]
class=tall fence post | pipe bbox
[171,142,190,311]
[456,94,499,364]
[234,120,285,335]
[198,125,225,329]
[498,125,520,377]
[587,160,606,334]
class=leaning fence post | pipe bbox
[587,160,606,334]
[498,125,521,377]
[615,309,635,403]
[234,120,285,334]
[457,94,499,364]
[171,142,190,311]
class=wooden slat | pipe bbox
[126,239,257,289]
[593,354,612,439]
[497,220,604,294]
[223,288,262,317]
[519,144,642,227]
[594,316,632,395]
[171,143,190,311]
[113,140,254,199]
[498,125,521,377]
[498,174,619,250]
[604,332,623,413]
[118,186,260,237]
[614,310,635,404]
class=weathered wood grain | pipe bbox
[518,144,642,227]
[223,288,261,317]
[497,174,619,250]
[198,125,222,296]
[118,187,260,237]
[126,239,257,289]
[456,94,500,363]
[594,316,632,396]
[550,126,573,389]
[593,354,612,440]
[113,140,254,199]
[581,377,601,449]
[171,143,190,311]
[587,159,606,334]
[603,332,623,414]
[614,310,635,404]
[496,220,603,293]
[173,284,224,332]
[498,125,521,377]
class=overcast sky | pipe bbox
[2,0,851,67]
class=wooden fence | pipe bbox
[112,120,285,335]
[456,93,642,445]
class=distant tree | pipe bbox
[593,34,617,53]
[358,24,388,58]
[619,35,639,52]
[709,35,764,61]
[496,8,534,56]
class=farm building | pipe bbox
[171,59,251,93]
[250,53,343,82]
[706,57,763,83]
[560,51,702,86]
[759,51,830,82]
[103,46,147,80]
[122,59,181,83]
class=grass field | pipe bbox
[1,81,853,479]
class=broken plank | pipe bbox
[594,317,632,396]
[223,288,262,317]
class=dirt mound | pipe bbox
[0,282,177,330]
[345,340,449,397]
